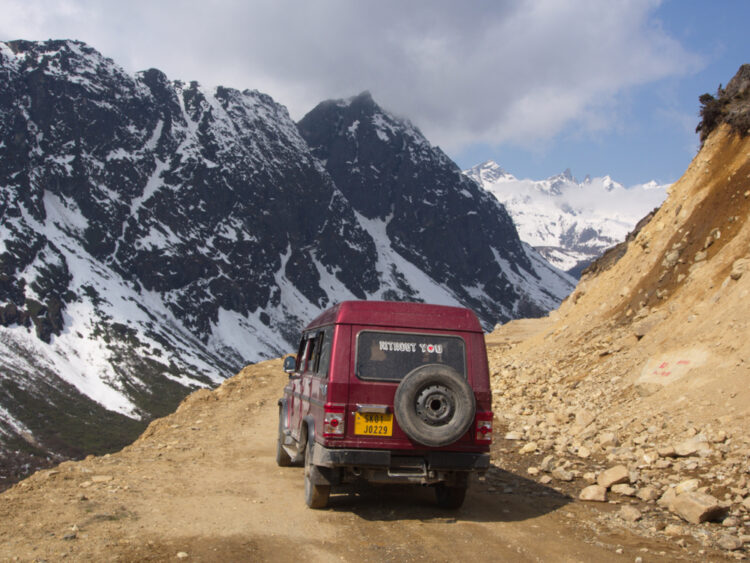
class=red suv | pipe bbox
[276,301,493,509]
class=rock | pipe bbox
[664,524,684,536]
[674,438,710,457]
[675,478,701,494]
[599,432,619,448]
[619,505,642,522]
[717,535,743,551]
[611,484,636,496]
[662,250,680,269]
[670,491,729,524]
[636,487,660,502]
[730,258,749,281]
[597,465,630,489]
[582,472,597,483]
[579,485,607,502]
[91,475,114,483]
[527,467,540,476]
[519,442,538,454]
[505,431,523,440]
[574,410,595,430]
[577,446,591,459]
[539,455,554,472]
[177,552,189,560]
[658,487,677,508]
[551,468,574,482]
[657,445,676,458]
[694,250,707,262]
[710,430,728,443]
[539,475,552,485]
[723,517,740,527]
[742,496,750,511]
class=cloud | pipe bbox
[0,0,703,152]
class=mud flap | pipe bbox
[309,464,340,486]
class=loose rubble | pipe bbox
[486,124,750,560]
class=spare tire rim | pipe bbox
[415,384,455,426]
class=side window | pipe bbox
[298,328,332,375]
[314,328,333,377]
[295,337,307,373]
[304,334,316,373]
[298,334,315,373]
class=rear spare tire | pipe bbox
[394,364,475,447]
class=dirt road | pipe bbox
[0,359,714,562]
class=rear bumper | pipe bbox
[312,445,490,472]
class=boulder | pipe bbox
[597,465,630,489]
[579,485,607,502]
[670,492,729,524]
[658,487,678,508]
[551,468,574,482]
[716,535,743,551]
[619,505,642,522]
[519,441,538,454]
[599,432,619,448]
[674,438,710,457]
[539,455,555,472]
[611,484,636,496]
[674,478,700,494]
[636,487,660,502]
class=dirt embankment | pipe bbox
[487,124,750,558]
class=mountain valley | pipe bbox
[0,39,573,482]
[0,41,748,562]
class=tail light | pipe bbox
[323,407,345,437]
[475,412,493,443]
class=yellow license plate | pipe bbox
[354,412,393,436]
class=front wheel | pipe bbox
[276,407,293,467]
[304,440,330,509]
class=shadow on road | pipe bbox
[328,463,572,523]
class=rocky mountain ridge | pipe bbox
[0,39,573,482]
[466,161,668,277]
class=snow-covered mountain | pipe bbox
[0,40,574,479]
[465,161,669,277]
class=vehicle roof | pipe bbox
[305,301,483,333]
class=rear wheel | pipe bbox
[304,439,330,509]
[275,407,293,467]
[435,483,467,509]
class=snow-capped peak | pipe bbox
[465,161,669,276]
[464,161,516,184]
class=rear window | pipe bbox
[355,330,466,381]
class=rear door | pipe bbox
[346,327,469,448]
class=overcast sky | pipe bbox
[2,0,748,185]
